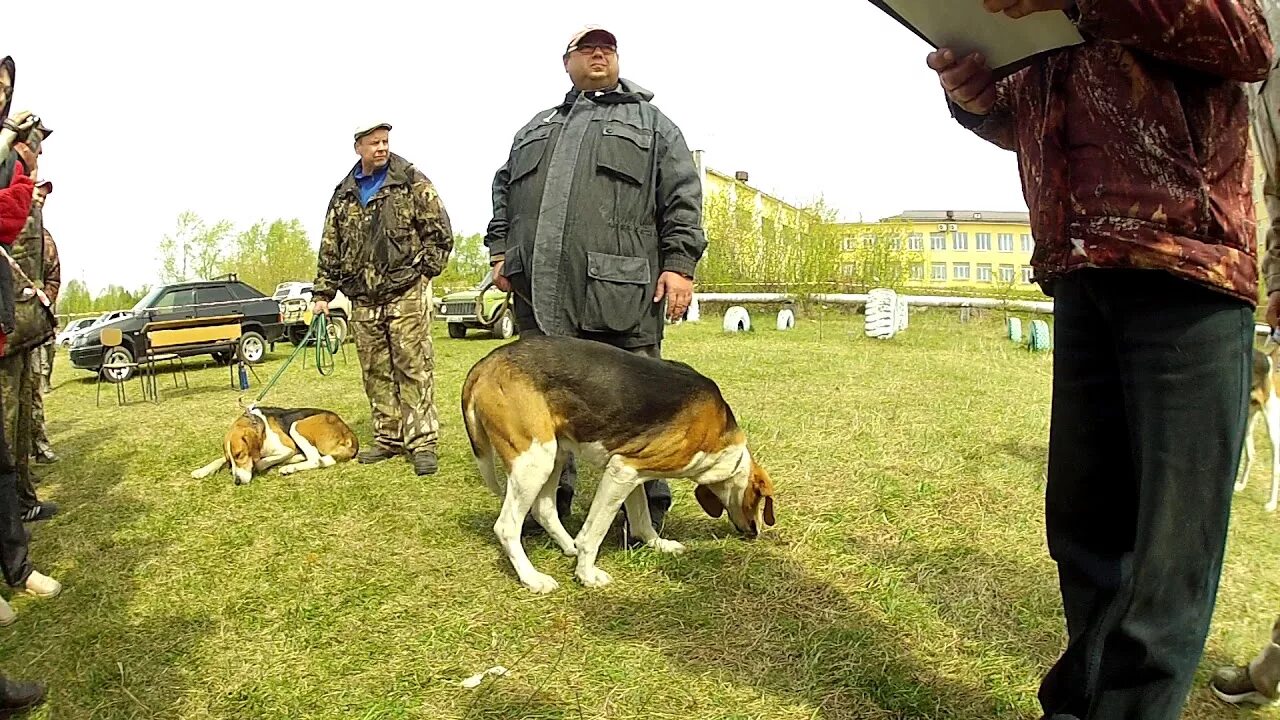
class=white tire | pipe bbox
[1029,319,1052,352]
[776,308,795,331]
[864,289,899,340]
[1007,317,1023,343]
[723,306,751,333]
[686,296,701,322]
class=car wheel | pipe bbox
[448,323,467,339]
[491,309,515,340]
[327,316,349,346]
[237,331,267,364]
[288,326,308,346]
[101,346,134,383]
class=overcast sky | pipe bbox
[8,0,1027,294]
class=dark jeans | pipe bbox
[1037,269,1252,720]
[512,294,673,530]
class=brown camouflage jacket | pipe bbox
[952,0,1275,306]
[41,229,58,307]
[313,153,453,306]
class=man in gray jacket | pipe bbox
[484,26,707,536]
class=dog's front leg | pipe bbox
[623,484,684,555]
[1266,400,1280,512]
[574,460,641,588]
[1238,411,1259,492]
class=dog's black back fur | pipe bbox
[252,406,339,432]
[474,336,739,447]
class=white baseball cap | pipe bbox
[354,121,392,141]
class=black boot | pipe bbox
[0,675,45,715]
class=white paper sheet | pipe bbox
[874,1,1084,71]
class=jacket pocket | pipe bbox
[499,244,525,278]
[511,125,554,183]
[597,122,653,185]
[580,251,650,334]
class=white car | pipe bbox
[273,281,351,346]
[57,310,130,348]
[56,317,97,347]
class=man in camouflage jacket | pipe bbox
[2,127,56,523]
[928,2,1274,718]
[30,216,57,465]
[311,122,453,476]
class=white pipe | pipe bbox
[694,291,1054,313]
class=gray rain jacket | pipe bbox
[484,78,706,347]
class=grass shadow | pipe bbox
[571,542,1043,719]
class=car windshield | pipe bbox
[131,287,166,312]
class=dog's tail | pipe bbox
[462,356,503,497]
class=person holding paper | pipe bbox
[926,2,1274,719]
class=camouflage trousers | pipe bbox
[350,275,439,454]
[29,343,52,458]
[0,351,39,512]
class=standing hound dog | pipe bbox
[1238,345,1280,512]
[461,335,776,594]
[191,406,359,485]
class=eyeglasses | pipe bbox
[569,44,616,56]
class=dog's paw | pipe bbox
[1267,501,1278,513]
[1235,481,1249,492]
[576,566,613,589]
[560,544,579,558]
[647,538,686,555]
[520,571,560,595]
[279,465,296,476]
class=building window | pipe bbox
[977,263,992,282]
[890,236,901,250]
[861,234,875,247]
[1021,234,1033,253]
[910,262,924,280]
[840,262,856,277]
[999,264,1016,283]
[908,233,924,250]
[931,262,947,281]
[998,233,1014,252]
[953,232,969,251]
[930,233,946,250]
[841,236,857,251]
[953,262,971,280]
[976,233,991,251]
[1021,266,1034,284]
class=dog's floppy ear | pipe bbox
[695,484,725,518]
[753,463,776,527]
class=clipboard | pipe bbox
[868,0,1085,80]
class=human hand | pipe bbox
[654,271,693,322]
[926,48,998,115]
[312,300,329,316]
[983,0,1074,18]
[492,261,512,293]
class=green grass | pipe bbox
[5,307,1278,718]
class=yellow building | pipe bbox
[693,152,809,237]
[837,210,1042,294]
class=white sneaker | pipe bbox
[20,571,60,599]
[0,597,16,626]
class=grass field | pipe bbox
[2,307,1278,719]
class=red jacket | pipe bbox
[0,159,32,246]
[954,0,1275,306]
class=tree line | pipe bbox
[56,211,492,317]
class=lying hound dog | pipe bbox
[191,406,359,485]
[461,335,776,594]
[1237,344,1280,512]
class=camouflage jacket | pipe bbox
[41,229,58,307]
[313,153,453,306]
[951,0,1275,307]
